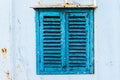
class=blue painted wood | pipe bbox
[89,9,94,74]
[39,11,44,72]
[35,9,40,74]
[35,8,94,74]
[39,12,64,74]
[61,12,66,72]
[67,12,87,73]
[65,12,69,72]
[86,10,90,73]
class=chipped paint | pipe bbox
[0,0,120,80]
[32,0,97,8]
[32,3,97,9]
[6,71,10,80]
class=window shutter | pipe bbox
[36,9,94,74]
[67,12,91,73]
[38,12,65,74]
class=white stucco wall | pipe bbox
[0,0,10,80]
[0,0,120,80]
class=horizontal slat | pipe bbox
[43,31,61,33]
[44,48,61,50]
[44,57,61,60]
[43,38,61,40]
[69,50,86,53]
[69,35,87,38]
[43,33,61,35]
[69,64,86,67]
[43,35,61,37]
[69,46,86,48]
[69,58,86,61]
[44,21,60,23]
[44,16,60,18]
[44,56,61,58]
[69,32,86,34]
[69,40,86,43]
[43,36,61,38]
[69,33,87,35]
[44,61,61,63]
[69,41,86,44]
[44,54,61,58]
[44,62,61,64]
[69,61,86,63]
[43,44,61,46]
[43,19,60,21]
[44,20,60,22]
[69,38,86,40]
[43,50,61,52]
[69,27,86,30]
[69,55,86,58]
[69,51,86,53]
[44,51,61,54]
[69,22,86,25]
[69,25,86,27]
[69,40,86,42]
[44,63,61,66]
[69,18,86,21]
[69,48,86,51]
[44,42,61,44]
[69,13,87,16]
[43,45,61,48]
[43,40,61,42]
[43,51,61,54]
[69,29,86,32]
[43,26,60,28]
[43,24,60,26]
[69,47,86,49]
[69,24,86,26]
[43,42,61,44]
[69,42,86,44]
[69,53,86,56]
[69,16,86,18]
[44,49,61,51]
[44,64,62,68]
[43,29,60,31]
[69,53,86,59]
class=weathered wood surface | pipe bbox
[0,0,120,80]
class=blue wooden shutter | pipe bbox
[66,11,92,74]
[38,12,65,74]
[36,9,94,74]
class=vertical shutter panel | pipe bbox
[67,12,90,73]
[39,12,65,73]
[36,9,94,74]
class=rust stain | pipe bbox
[32,3,97,8]
[6,71,10,80]
[1,48,7,55]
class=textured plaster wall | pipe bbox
[0,0,10,80]
[0,0,120,80]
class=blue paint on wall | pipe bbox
[35,8,94,74]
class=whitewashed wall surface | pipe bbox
[0,0,120,80]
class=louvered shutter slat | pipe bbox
[39,12,65,73]
[36,9,94,74]
[67,12,89,73]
